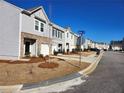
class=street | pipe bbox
[61,51,124,93]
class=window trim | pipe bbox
[35,19,44,32]
[67,33,69,38]
[35,19,39,31]
[40,22,44,32]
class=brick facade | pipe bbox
[20,32,52,58]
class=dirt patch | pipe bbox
[0,56,55,64]
[0,57,90,86]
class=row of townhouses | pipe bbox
[82,39,109,50]
[0,1,109,59]
[110,38,124,51]
[0,0,79,59]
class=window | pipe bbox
[52,28,63,39]
[40,23,44,32]
[52,29,54,37]
[35,19,44,32]
[35,20,39,30]
[71,35,73,39]
[67,33,69,38]
[56,30,58,37]
[60,32,63,39]
[52,29,56,37]
[58,31,60,38]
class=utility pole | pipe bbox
[48,1,52,63]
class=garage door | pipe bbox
[41,44,49,56]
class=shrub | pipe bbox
[38,54,44,58]
[45,55,49,60]
[54,50,58,56]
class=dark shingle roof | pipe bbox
[27,6,41,12]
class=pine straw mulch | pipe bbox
[0,56,54,64]
[0,57,90,86]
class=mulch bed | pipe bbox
[0,56,55,64]
[0,57,90,86]
[38,62,59,69]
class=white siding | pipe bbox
[51,23,65,53]
[0,1,20,58]
[64,29,72,52]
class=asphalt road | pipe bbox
[61,51,124,93]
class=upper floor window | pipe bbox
[35,19,44,32]
[60,32,63,39]
[67,33,69,38]
[35,20,39,31]
[52,29,54,37]
[56,30,58,37]
[52,29,56,37]
[52,28,63,39]
[40,23,44,32]
[58,31,60,38]
[71,35,73,39]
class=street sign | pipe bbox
[78,30,85,36]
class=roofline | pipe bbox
[70,32,79,37]
[21,6,50,23]
[21,7,42,16]
[51,22,66,32]
[27,6,41,12]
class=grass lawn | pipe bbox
[0,57,90,86]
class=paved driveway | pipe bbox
[61,51,124,93]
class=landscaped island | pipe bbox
[0,56,90,85]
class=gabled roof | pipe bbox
[4,0,50,22]
[22,6,41,15]
[27,6,41,12]
[51,22,66,32]
[22,6,50,22]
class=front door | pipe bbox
[66,43,69,52]
[58,44,62,53]
[25,41,30,55]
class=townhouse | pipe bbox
[0,0,79,59]
[51,23,65,54]
[85,39,94,49]
[64,27,79,52]
[110,39,124,51]
[82,38,109,50]
[94,42,109,50]
[0,0,110,60]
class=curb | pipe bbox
[79,51,104,75]
[0,52,104,93]
[0,85,23,93]
[20,52,104,93]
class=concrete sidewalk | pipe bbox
[20,73,87,93]
[51,53,97,63]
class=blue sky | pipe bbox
[6,0,124,43]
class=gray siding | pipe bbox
[0,1,20,57]
[21,9,52,38]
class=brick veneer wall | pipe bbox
[20,32,52,58]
